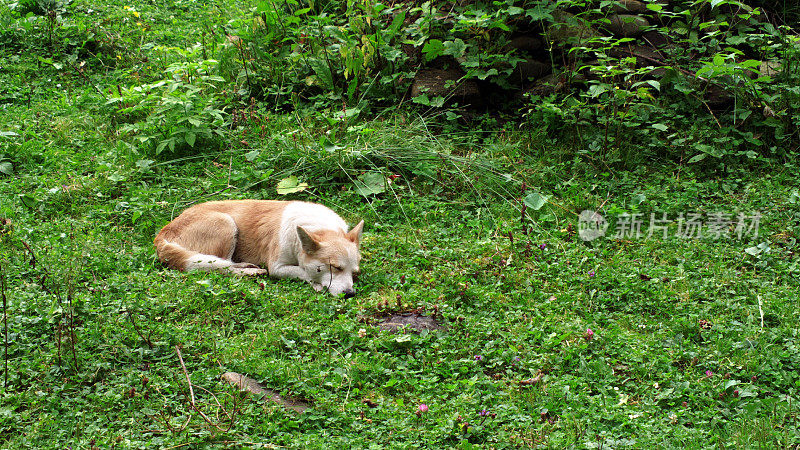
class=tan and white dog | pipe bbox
[154,200,363,297]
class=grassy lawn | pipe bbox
[1,0,799,448]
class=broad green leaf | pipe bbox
[443,39,467,58]
[386,11,406,36]
[354,172,387,196]
[588,84,609,98]
[694,143,724,158]
[523,192,550,210]
[277,176,309,195]
[725,32,747,45]
[319,137,341,153]
[687,153,707,163]
[412,94,431,105]
[308,58,334,89]
[244,150,260,161]
[745,242,769,256]
[156,140,170,154]
[136,159,154,172]
[724,380,740,390]
[526,5,555,21]
[646,80,661,91]
[422,39,444,61]
[0,161,12,175]
[20,194,39,209]
[477,68,498,80]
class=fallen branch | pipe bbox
[0,263,8,387]
[221,371,309,413]
[174,345,226,432]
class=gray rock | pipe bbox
[705,83,734,109]
[641,30,670,48]
[610,44,662,67]
[514,59,552,82]
[528,73,566,96]
[613,0,649,14]
[411,69,480,103]
[760,61,781,78]
[547,10,601,46]
[506,36,543,53]
[605,14,650,37]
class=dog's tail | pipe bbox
[154,232,196,271]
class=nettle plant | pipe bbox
[525,0,799,165]
[220,0,551,111]
[219,0,414,114]
[108,53,229,155]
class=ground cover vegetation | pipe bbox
[0,0,799,447]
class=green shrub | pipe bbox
[524,0,800,165]
[107,56,230,155]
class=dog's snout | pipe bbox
[343,289,356,299]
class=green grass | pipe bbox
[1,0,800,448]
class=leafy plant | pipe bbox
[523,0,800,166]
[108,57,230,155]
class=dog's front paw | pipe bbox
[230,263,267,276]
[312,282,324,292]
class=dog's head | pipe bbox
[296,221,363,297]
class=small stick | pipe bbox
[175,345,224,431]
[127,311,153,348]
[0,263,8,387]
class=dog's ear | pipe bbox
[296,226,319,254]
[347,220,364,245]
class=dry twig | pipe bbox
[175,345,226,432]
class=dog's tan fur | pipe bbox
[155,200,286,271]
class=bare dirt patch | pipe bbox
[377,312,443,333]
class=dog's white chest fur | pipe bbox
[277,202,348,259]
